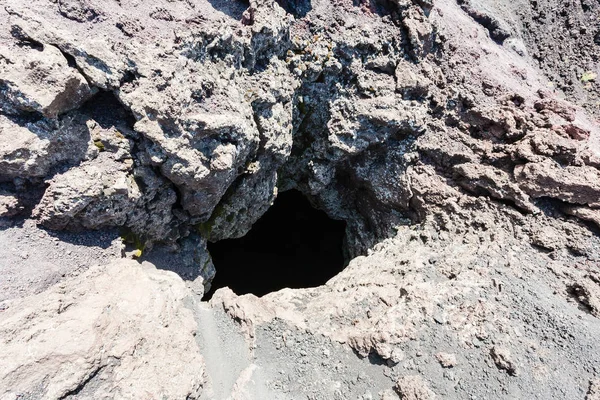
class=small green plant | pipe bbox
[93,139,105,151]
[196,203,225,237]
[196,221,213,237]
[581,71,597,83]
[120,229,146,258]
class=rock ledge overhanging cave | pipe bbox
[205,190,347,299]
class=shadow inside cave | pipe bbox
[205,0,249,20]
[205,189,347,299]
[275,0,312,18]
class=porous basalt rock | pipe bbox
[0,43,94,118]
[0,113,94,182]
[454,162,535,212]
[515,162,600,207]
[29,111,178,243]
[3,0,597,257]
[0,191,20,217]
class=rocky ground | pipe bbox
[1,0,600,398]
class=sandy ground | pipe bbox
[0,218,123,304]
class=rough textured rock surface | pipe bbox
[1,0,599,253]
[0,260,205,399]
[1,0,600,398]
[0,42,94,118]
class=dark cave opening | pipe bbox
[274,0,312,18]
[80,91,136,129]
[204,190,347,299]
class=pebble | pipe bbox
[433,312,447,324]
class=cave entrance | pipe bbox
[205,190,347,299]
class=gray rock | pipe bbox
[490,346,519,376]
[0,43,94,118]
[0,191,21,217]
[0,113,94,182]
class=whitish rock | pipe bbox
[0,0,599,398]
[394,376,436,400]
[0,260,205,399]
[57,0,101,23]
[435,352,457,368]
